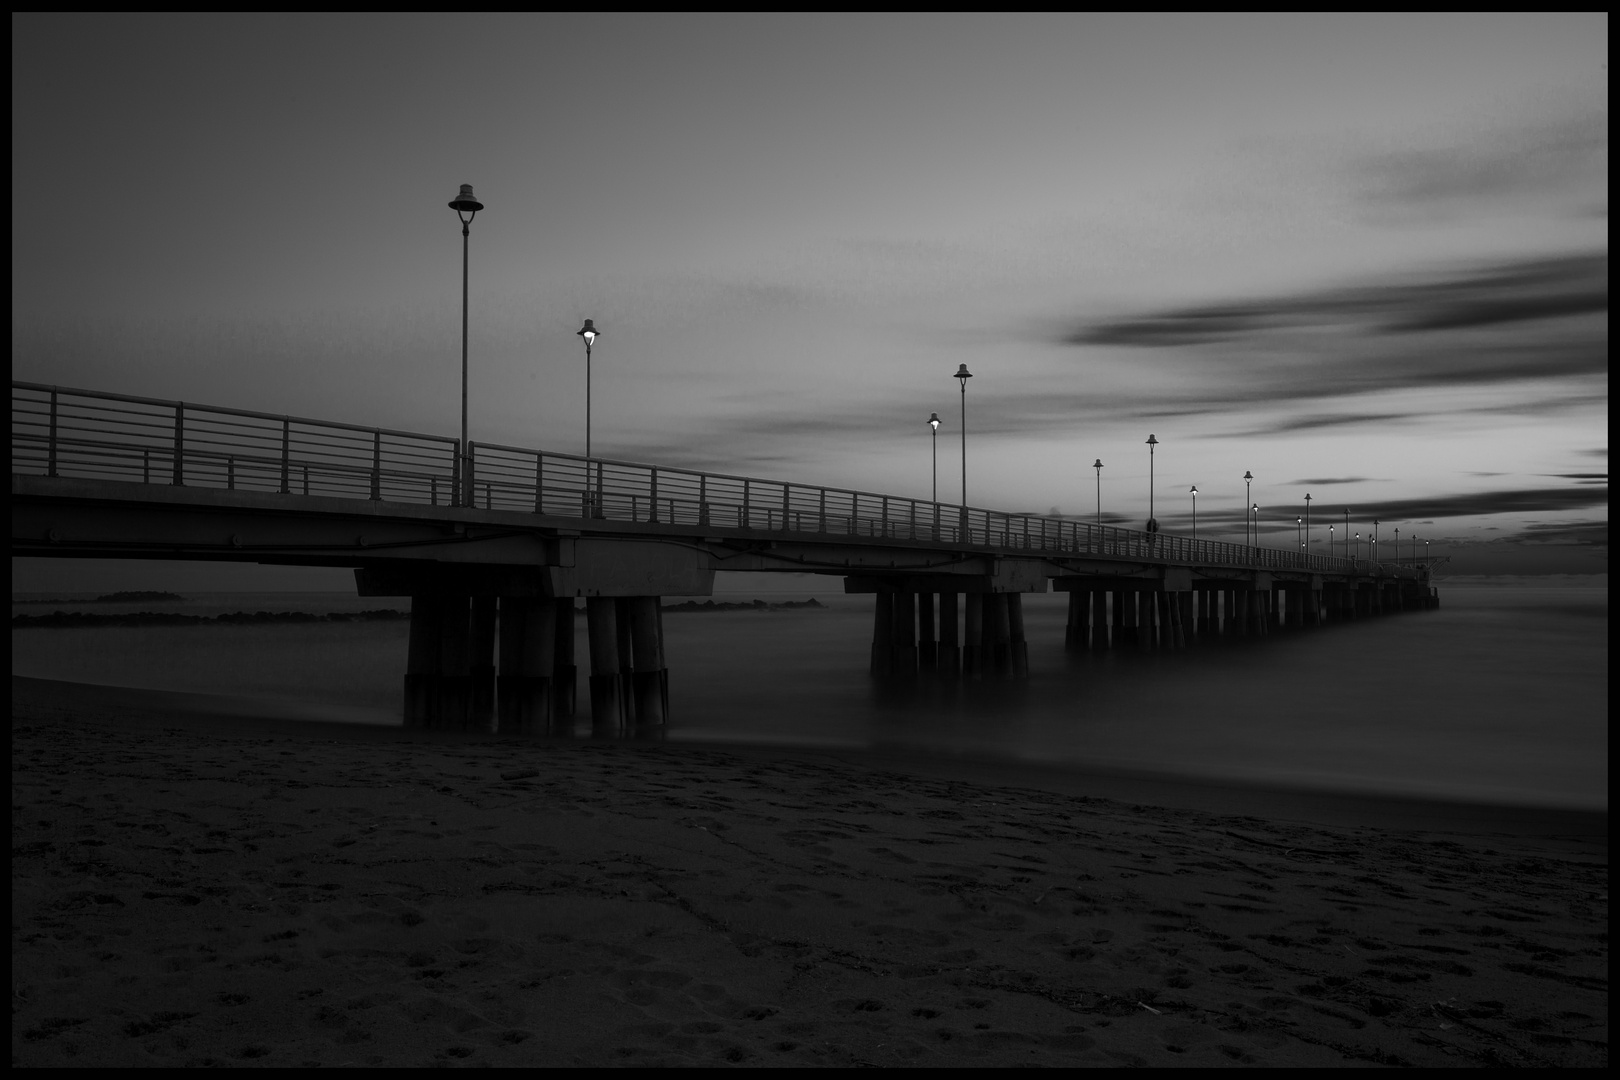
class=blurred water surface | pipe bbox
[12,578,1606,810]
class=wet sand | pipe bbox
[12,677,1608,1067]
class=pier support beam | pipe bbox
[585,597,626,736]
[918,592,937,671]
[470,596,497,726]
[626,596,669,729]
[496,596,556,736]
[892,591,918,679]
[554,601,577,719]
[1007,593,1028,676]
[870,592,893,677]
[1065,589,1087,651]
[1091,589,1108,650]
[937,592,960,678]
[404,595,441,727]
[964,593,984,678]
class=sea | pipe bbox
[11,574,1608,812]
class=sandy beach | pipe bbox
[12,677,1607,1067]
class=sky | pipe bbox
[11,13,1608,587]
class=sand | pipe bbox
[11,678,1608,1067]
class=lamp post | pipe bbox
[1373,518,1380,562]
[1424,538,1430,564]
[576,320,599,459]
[1243,471,1253,545]
[1145,434,1158,530]
[1394,527,1400,564]
[1304,492,1312,558]
[928,412,941,504]
[448,183,484,506]
[1354,531,1360,560]
[1189,485,1198,540]
[1296,516,1302,551]
[1093,459,1103,527]
[1329,524,1335,558]
[1252,504,1259,547]
[955,365,972,506]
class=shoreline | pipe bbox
[13,675,1608,1066]
[11,676,1606,837]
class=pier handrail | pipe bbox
[12,380,1417,578]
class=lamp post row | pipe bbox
[451,186,1419,565]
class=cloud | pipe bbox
[1331,486,1609,523]
[1290,477,1383,486]
[1354,107,1607,219]
[1067,252,1606,351]
[1512,521,1609,546]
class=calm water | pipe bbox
[11,577,1608,810]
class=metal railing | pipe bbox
[12,381,1411,577]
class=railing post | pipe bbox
[303,462,310,496]
[781,484,789,531]
[699,473,710,526]
[370,429,382,500]
[143,449,150,484]
[882,495,889,538]
[279,418,290,493]
[47,388,58,477]
[172,403,185,486]
[431,476,438,506]
[850,493,858,535]
[742,479,750,528]
[649,468,659,523]
[534,453,544,513]
[228,456,236,490]
[819,488,826,533]
[466,442,476,508]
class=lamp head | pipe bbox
[1243,470,1253,481]
[1145,433,1158,446]
[928,412,941,430]
[577,319,598,346]
[1190,485,1198,495]
[448,184,484,214]
[1093,459,1103,470]
[954,364,973,381]
[1305,493,1312,503]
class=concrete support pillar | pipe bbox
[1091,589,1108,650]
[627,596,668,729]
[1111,589,1127,648]
[585,596,625,736]
[1174,591,1192,648]
[1065,590,1086,651]
[470,596,497,728]
[892,591,918,678]
[918,592,938,670]
[1120,589,1140,649]
[1268,588,1284,631]
[497,596,555,736]
[436,594,472,729]
[964,593,984,677]
[553,601,578,718]
[1285,587,1304,628]
[1245,589,1263,636]
[1306,588,1323,626]
[870,592,893,677]
[1224,589,1241,637]
[404,595,441,727]
[615,597,637,726]
[1007,593,1029,676]
[988,593,1012,676]
[937,591,960,678]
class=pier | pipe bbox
[11,381,1440,732]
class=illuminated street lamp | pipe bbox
[1304,493,1312,557]
[1394,526,1401,563]
[576,320,599,459]
[1354,531,1360,560]
[1243,471,1254,545]
[1252,504,1259,546]
[1093,459,1103,527]
[1145,434,1159,531]
[927,412,941,504]
[955,365,972,506]
[1296,516,1303,551]
[448,183,485,505]
[1329,523,1335,558]
[1189,485,1198,540]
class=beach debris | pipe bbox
[1136,1001,1162,1015]
[499,769,539,781]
